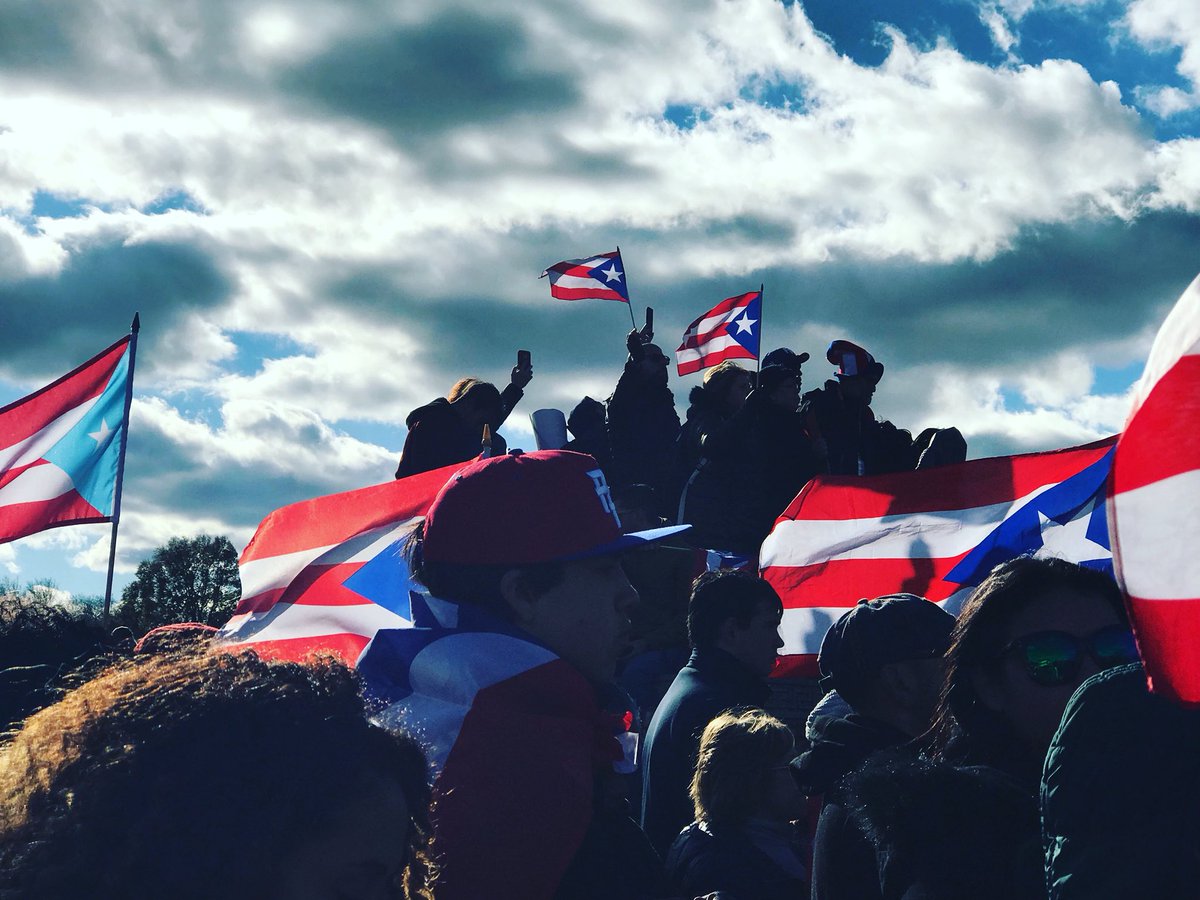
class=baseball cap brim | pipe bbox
[558,523,692,561]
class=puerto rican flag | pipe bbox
[0,335,132,544]
[1111,271,1200,704]
[761,438,1116,677]
[220,460,469,662]
[675,290,761,376]
[540,249,630,302]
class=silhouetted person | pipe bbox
[606,328,680,515]
[395,363,532,479]
[564,396,612,473]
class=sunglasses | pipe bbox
[998,624,1139,687]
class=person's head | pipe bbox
[827,339,883,406]
[611,483,665,533]
[928,556,1136,765]
[0,650,433,900]
[690,709,802,826]
[636,343,671,385]
[702,361,754,415]
[756,364,802,412]
[687,570,783,677]
[818,594,954,737]
[407,450,689,684]
[761,347,810,378]
[447,377,503,430]
[567,396,607,442]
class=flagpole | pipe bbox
[617,245,638,332]
[757,283,765,373]
[103,312,140,622]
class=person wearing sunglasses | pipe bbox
[812,555,1134,900]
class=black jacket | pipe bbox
[394,383,522,479]
[792,712,910,798]
[1042,663,1200,899]
[606,363,680,513]
[666,819,808,900]
[810,749,1043,900]
[799,380,915,476]
[640,648,770,855]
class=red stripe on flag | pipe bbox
[0,493,107,543]
[1125,596,1200,705]
[548,286,629,302]
[240,461,464,562]
[1111,355,1200,495]
[763,552,970,608]
[0,459,46,491]
[677,345,757,375]
[229,632,372,664]
[0,337,129,446]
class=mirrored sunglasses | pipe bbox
[998,624,1139,687]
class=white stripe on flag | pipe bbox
[676,334,743,364]
[0,462,75,506]
[221,599,412,643]
[239,518,421,600]
[760,491,1052,568]
[780,593,969,656]
[1111,468,1200,601]
[0,396,99,471]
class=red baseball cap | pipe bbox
[421,450,690,566]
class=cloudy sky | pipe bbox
[1,0,1198,599]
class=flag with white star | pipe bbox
[675,290,761,375]
[0,334,133,543]
[539,249,629,303]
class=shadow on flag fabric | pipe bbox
[760,437,1116,677]
[219,459,469,663]
[1111,271,1200,705]
[540,250,629,302]
[0,335,131,544]
[675,290,761,376]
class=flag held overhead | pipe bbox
[540,249,630,303]
[675,290,761,376]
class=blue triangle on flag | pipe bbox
[587,258,629,299]
[725,294,761,356]
[342,539,414,620]
[943,447,1114,589]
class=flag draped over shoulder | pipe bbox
[0,335,132,544]
[675,290,761,376]
[220,460,468,662]
[761,438,1116,677]
[1111,272,1200,704]
[540,250,630,302]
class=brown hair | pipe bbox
[0,649,435,900]
[689,708,794,824]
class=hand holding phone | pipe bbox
[512,350,533,389]
[640,307,654,343]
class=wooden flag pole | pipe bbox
[103,312,140,622]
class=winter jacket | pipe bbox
[1042,663,1200,900]
[792,712,910,798]
[811,749,1044,900]
[666,819,808,900]
[605,364,680,513]
[394,382,523,479]
[799,380,915,476]
[641,647,771,855]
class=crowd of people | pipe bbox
[0,332,1193,900]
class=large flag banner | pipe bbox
[540,249,630,302]
[220,460,468,662]
[675,290,761,376]
[1111,272,1200,704]
[0,335,132,544]
[761,438,1116,677]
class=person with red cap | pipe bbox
[364,449,690,900]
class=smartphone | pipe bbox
[644,307,654,334]
[517,349,532,369]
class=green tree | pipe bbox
[115,535,241,633]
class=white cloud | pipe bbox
[1125,0,1200,114]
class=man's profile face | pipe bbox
[637,344,670,384]
[722,600,784,678]
[514,555,639,684]
[839,376,876,406]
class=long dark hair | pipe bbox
[924,556,1126,771]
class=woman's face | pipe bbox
[973,587,1125,756]
[726,372,753,411]
[760,752,806,822]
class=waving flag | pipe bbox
[540,249,630,302]
[220,460,468,662]
[1111,272,1200,704]
[0,335,133,544]
[676,289,761,376]
[761,438,1116,677]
